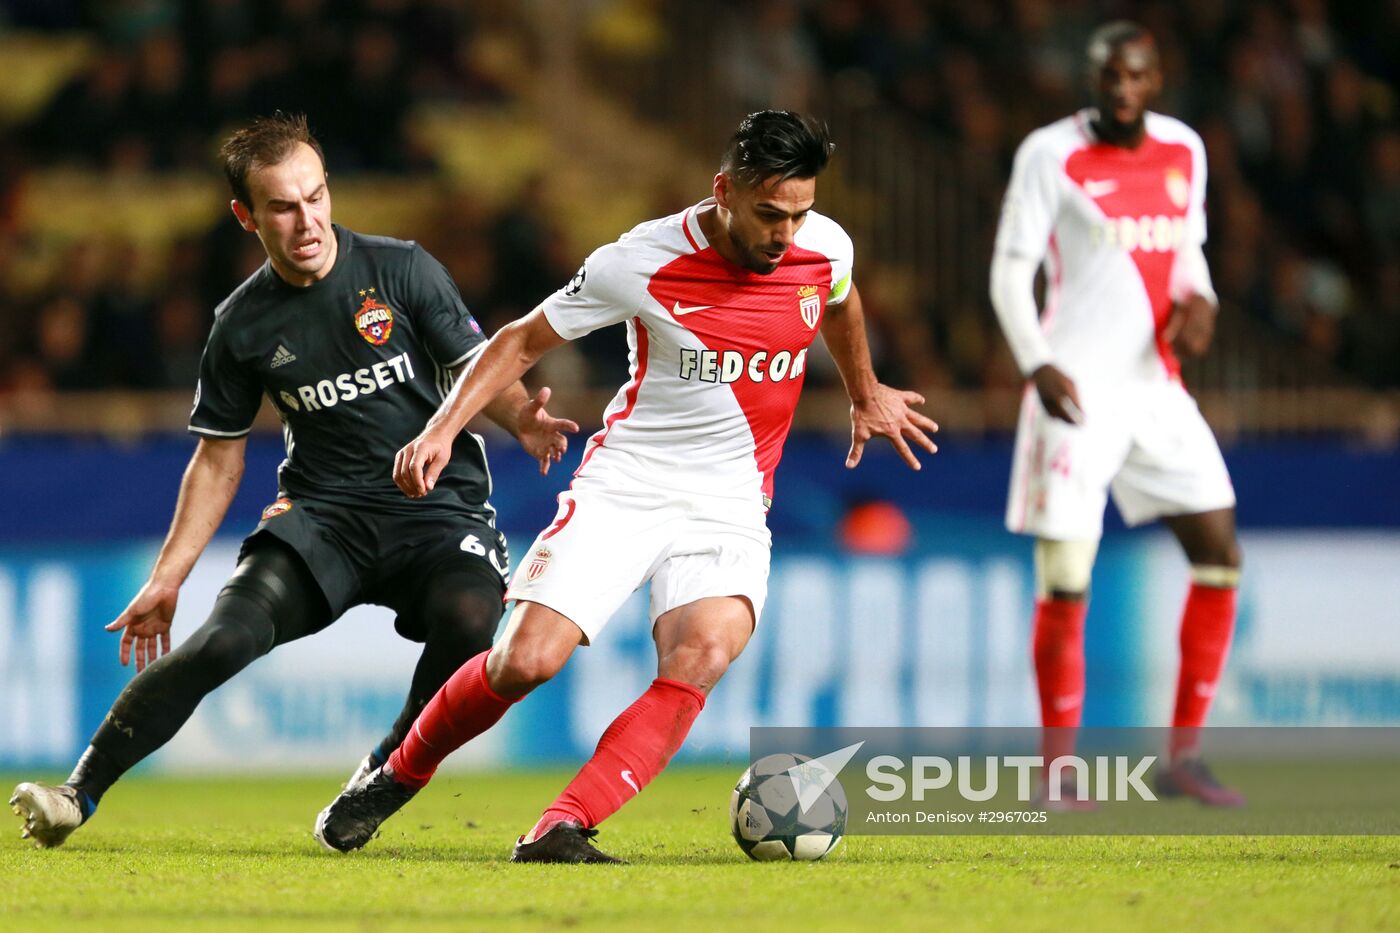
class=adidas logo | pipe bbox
[270,344,297,368]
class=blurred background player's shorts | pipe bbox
[1006,380,1236,540]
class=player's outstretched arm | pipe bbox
[819,284,939,471]
[396,308,569,497]
[107,436,247,671]
[480,382,580,476]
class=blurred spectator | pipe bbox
[1364,131,1400,261]
[487,174,565,316]
[716,0,817,113]
[153,290,204,389]
[34,295,97,391]
[88,240,163,388]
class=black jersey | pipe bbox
[190,225,493,519]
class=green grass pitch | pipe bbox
[2,768,1396,931]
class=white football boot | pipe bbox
[10,783,85,849]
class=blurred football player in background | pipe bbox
[990,22,1244,806]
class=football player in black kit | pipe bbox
[10,113,578,848]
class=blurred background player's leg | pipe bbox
[1157,508,1245,806]
[1031,537,1099,808]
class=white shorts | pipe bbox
[1006,379,1236,541]
[503,479,772,644]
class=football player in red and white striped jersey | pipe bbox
[991,22,1244,807]
[314,111,939,860]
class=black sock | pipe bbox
[66,745,124,811]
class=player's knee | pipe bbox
[1190,535,1242,588]
[488,640,569,696]
[1034,538,1099,600]
[423,589,503,657]
[659,639,734,694]
[1209,537,1243,565]
[1221,538,1242,570]
[185,614,270,682]
[1194,537,1242,572]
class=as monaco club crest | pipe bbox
[525,547,552,582]
[798,285,821,330]
[354,287,395,346]
[1165,168,1190,210]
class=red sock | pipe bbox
[1034,598,1087,727]
[387,650,516,789]
[1170,583,1237,760]
[1033,598,1087,765]
[528,678,705,840]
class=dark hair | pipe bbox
[1086,21,1155,67]
[219,112,326,207]
[720,111,834,188]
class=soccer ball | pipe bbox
[730,753,847,861]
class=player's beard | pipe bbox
[730,228,784,275]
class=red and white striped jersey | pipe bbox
[994,110,1209,386]
[541,199,854,510]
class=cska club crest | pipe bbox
[354,287,395,346]
[798,285,822,330]
[525,547,552,582]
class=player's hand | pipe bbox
[847,384,939,471]
[394,428,455,497]
[1032,364,1084,425]
[514,386,580,476]
[1164,295,1217,359]
[106,579,178,671]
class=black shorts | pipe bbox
[241,495,508,641]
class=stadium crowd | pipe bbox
[0,0,1397,399]
[0,1,588,397]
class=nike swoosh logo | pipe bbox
[620,770,640,794]
[672,302,714,316]
[1052,694,1082,713]
[1082,179,1119,198]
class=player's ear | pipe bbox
[230,199,257,232]
[713,172,731,210]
